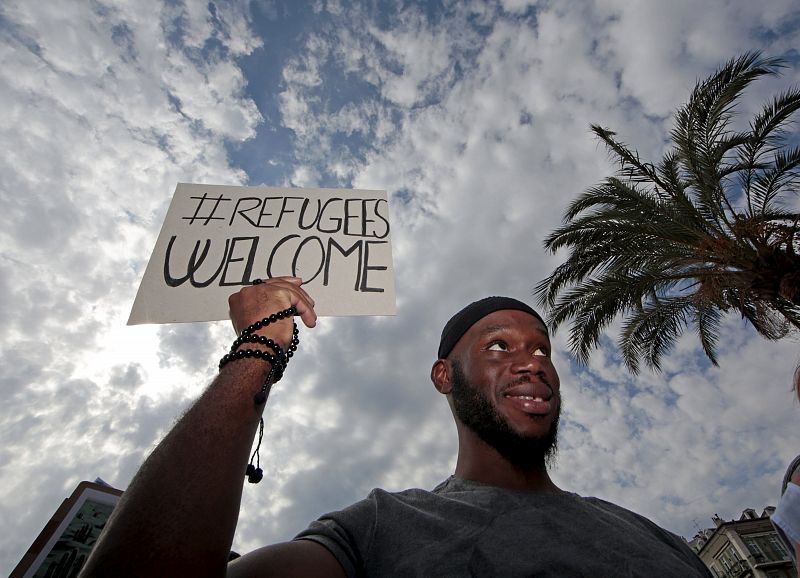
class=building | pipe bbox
[690,506,796,578]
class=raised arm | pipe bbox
[79,277,343,578]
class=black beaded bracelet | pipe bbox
[218,306,298,384]
[219,301,300,483]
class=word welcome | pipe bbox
[163,235,388,292]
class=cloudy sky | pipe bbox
[2,0,800,572]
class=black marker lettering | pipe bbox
[324,238,363,290]
[317,198,343,233]
[164,235,192,287]
[361,199,376,237]
[188,239,229,287]
[373,199,390,239]
[182,193,231,226]
[292,236,325,284]
[228,197,263,227]
[164,236,231,288]
[298,198,321,230]
[276,196,304,228]
[360,240,387,292]
[266,234,300,279]
[257,197,282,228]
[344,198,362,236]
[219,236,259,286]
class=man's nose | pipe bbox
[509,352,545,374]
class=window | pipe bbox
[716,546,741,571]
[768,534,788,558]
[744,532,789,562]
[745,538,764,558]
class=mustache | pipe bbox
[505,374,556,394]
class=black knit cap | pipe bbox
[437,296,546,359]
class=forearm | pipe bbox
[80,358,272,577]
[80,278,316,578]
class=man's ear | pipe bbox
[431,359,453,394]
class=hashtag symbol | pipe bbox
[182,193,231,225]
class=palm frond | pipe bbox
[536,52,800,373]
[750,145,800,215]
[694,304,722,366]
[619,296,694,373]
[590,125,668,190]
[548,271,690,363]
[672,52,784,230]
[749,88,800,149]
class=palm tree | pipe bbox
[535,52,800,373]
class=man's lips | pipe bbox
[501,381,554,416]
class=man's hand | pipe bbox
[228,277,317,347]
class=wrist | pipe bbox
[238,310,296,346]
[250,317,296,350]
[217,304,300,485]
[220,307,298,382]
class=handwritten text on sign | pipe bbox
[128,184,396,324]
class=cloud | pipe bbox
[0,0,264,570]
[3,0,800,573]
[257,0,800,545]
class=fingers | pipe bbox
[228,277,317,335]
[266,277,317,328]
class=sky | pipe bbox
[2,0,800,572]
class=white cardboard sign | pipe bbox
[128,183,396,324]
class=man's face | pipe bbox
[448,309,561,469]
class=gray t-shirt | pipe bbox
[295,476,711,577]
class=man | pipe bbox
[80,278,711,577]
[771,364,800,575]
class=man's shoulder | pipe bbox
[310,484,442,521]
[579,496,701,558]
[356,485,436,503]
[354,483,446,512]
[580,495,653,518]
[581,495,679,534]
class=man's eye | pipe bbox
[487,342,508,351]
[533,347,549,357]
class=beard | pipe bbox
[450,360,560,471]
